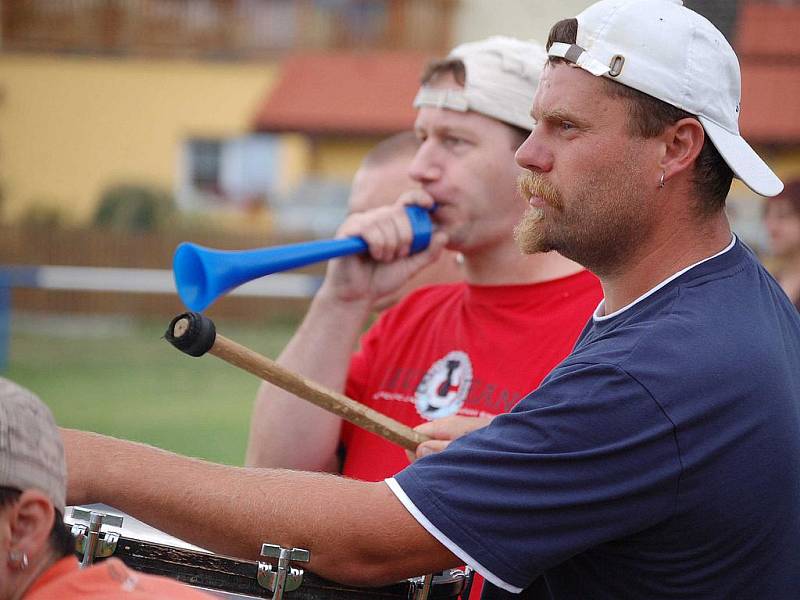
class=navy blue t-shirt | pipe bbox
[390,239,800,598]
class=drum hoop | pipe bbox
[66,525,468,599]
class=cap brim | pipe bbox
[700,117,783,197]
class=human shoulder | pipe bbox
[395,281,467,305]
[572,241,760,366]
[377,281,467,321]
[558,241,794,410]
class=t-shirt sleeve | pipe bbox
[344,303,400,401]
[341,310,392,447]
[389,362,681,593]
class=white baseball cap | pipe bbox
[548,0,783,197]
[413,36,546,131]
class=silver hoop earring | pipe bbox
[9,549,28,571]
[659,171,665,189]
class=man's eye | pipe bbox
[561,121,576,131]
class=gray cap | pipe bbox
[0,378,66,513]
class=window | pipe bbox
[179,135,279,211]
[188,139,222,194]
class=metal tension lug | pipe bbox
[70,510,122,568]
[257,543,310,600]
[410,573,434,600]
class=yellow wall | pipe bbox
[279,134,313,194]
[772,148,800,181]
[729,147,800,201]
[313,137,380,183]
[0,54,278,224]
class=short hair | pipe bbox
[419,58,529,149]
[421,57,467,88]
[0,485,21,509]
[361,131,419,170]
[0,486,74,558]
[546,18,734,215]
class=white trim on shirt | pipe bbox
[384,477,523,594]
[594,235,736,321]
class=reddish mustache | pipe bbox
[518,173,562,209]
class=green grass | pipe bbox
[6,315,300,465]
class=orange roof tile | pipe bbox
[252,51,429,135]
[740,62,800,143]
[736,3,800,59]
[734,4,800,144]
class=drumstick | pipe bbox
[165,312,430,452]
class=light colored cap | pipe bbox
[413,36,546,130]
[548,0,783,197]
[0,378,66,513]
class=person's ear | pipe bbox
[659,117,705,185]
[8,490,55,563]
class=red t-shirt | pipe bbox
[342,272,601,600]
[342,270,602,481]
[24,556,214,599]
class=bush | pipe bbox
[19,201,67,228]
[93,183,175,232]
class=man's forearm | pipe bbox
[245,290,372,470]
[65,430,457,585]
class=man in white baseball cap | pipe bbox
[545,0,783,197]
[60,4,799,599]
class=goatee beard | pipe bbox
[514,173,561,255]
[514,206,549,254]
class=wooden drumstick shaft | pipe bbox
[167,314,429,452]
[211,334,428,451]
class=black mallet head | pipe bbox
[165,312,216,357]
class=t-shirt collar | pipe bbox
[593,234,737,321]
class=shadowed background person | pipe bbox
[347,131,463,311]
[763,178,800,309]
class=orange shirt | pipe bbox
[24,556,214,599]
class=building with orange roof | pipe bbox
[737,2,800,146]
[723,1,800,249]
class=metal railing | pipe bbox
[0,0,456,58]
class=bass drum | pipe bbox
[65,504,471,600]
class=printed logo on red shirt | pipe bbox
[415,351,474,420]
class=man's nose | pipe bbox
[515,129,553,173]
[409,141,443,183]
